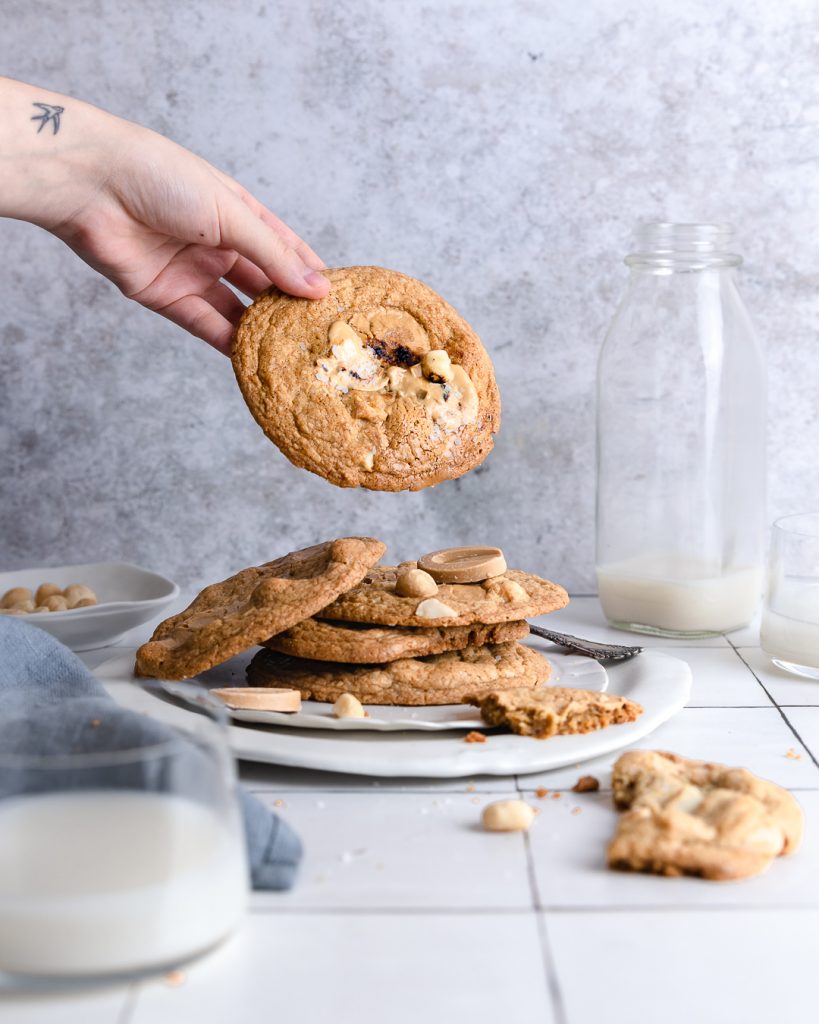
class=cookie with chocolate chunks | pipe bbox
[231,266,500,491]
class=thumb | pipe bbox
[217,193,329,299]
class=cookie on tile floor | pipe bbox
[247,641,551,706]
[466,686,643,739]
[263,616,530,663]
[319,565,568,628]
[231,266,501,491]
[135,537,385,681]
[607,750,804,880]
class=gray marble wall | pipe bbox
[2,0,817,591]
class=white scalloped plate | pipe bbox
[212,646,604,732]
[94,647,690,777]
[95,647,606,733]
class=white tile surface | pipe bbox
[663,647,770,707]
[725,608,762,647]
[736,647,819,706]
[538,596,731,648]
[252,792,532,909]
[547,908,819,1024]
[529,790,816,909]
[129,913,554,1024]
[518,707,819,790]
[51,609,819,1023]
[0,986,130,1023]
[779,708,819,766]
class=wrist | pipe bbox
[0,77,127,232]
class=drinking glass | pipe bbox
[0,682,248,982]
[761,513,819,679]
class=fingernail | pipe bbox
[304,269,328,288]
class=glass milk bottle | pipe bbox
[596,223,765,637]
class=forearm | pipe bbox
[0,76,126,231]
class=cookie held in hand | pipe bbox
[231,266,500,491]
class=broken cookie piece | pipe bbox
[466,686,642,739]
[607,750,804,880]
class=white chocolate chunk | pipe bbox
[414,597,457,619]
[333,693,366,719]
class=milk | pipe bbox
[761,583,819,673]
[0,790,247,977]
[597,557,763,635]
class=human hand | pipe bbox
[0,78,329,353]
[52,121,328,355]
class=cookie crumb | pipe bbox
[466,784,476,792]
[571,807,582,816]
[164,970,186,987]
[535,787,550,798]
[470,796,481,805]
[572,775,600,793]
[551,792,562,800]
[274,798,286,808]
[464,731,487,743]
[785,748,802,760]
[89,719,101,728]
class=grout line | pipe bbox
[244,902,819,917]
[725,643,778,708]
[540,903,819,914]
[247,905,536,916]
[683,704,785,709]
[116,984,140,1024]
[730,646,819,772]
[515,775,569,1024]
[535,914,569,1024]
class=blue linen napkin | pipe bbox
[0,616,302,890]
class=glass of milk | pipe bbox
[0,683,248,981]
[761,514,819,679]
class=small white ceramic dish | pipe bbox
[0,562,179,651]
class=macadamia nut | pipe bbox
[333,693,366,719]
[42,594,69,612]
[482,800,536,832]
[1,587,32,609]
[482,577,528,604]
[35,583,62,604]
[421,349,454,383]
[63,584,98,609]
[395,568,438,599]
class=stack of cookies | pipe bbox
[135,538,569,707]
